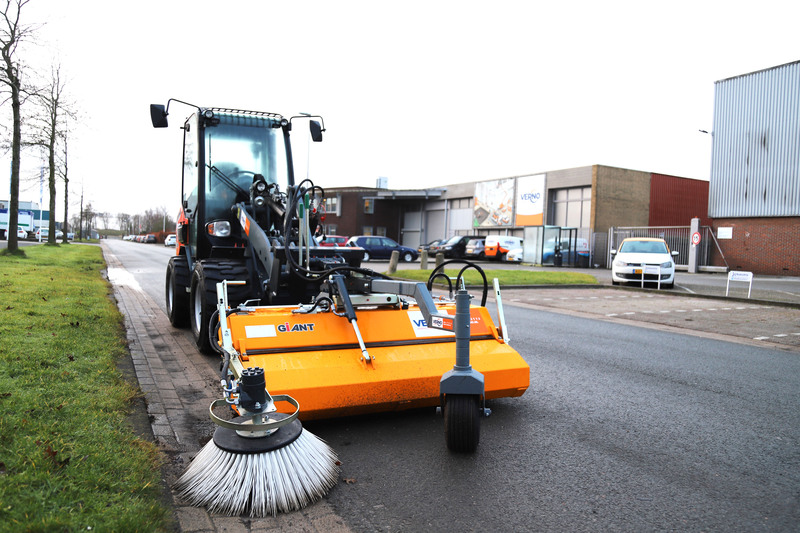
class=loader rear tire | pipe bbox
[444,394,480,453]
[166,256,190,328]
[190,260,252,355]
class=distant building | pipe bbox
[0,199,53,230]
[323,165,708,267]
[708,60,800,275]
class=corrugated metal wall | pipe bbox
[709,60,800,217]
[649,174,710,226]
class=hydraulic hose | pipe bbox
[427,259,489,307]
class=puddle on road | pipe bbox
[107,267,144,293]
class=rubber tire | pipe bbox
[612,280,619,286]
[444,394,480,453]
[402,251,414,262]
[190,260,252,355]
[663,282,674,289]
[166,256,190,328]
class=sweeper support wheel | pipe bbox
[443,394,480,452]
[439,289,486,453]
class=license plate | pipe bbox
[634,269,642,274]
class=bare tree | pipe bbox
[28,64,74,244]
[0,0,35,253]
[117,212,131,233]
[60,133,68,242]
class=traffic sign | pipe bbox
[691,232,701,246]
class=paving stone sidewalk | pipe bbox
[103,245,350,533]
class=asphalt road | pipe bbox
[103,240,800,532]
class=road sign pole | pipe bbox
[688,218,700,274]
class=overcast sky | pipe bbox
[3,0,799,223]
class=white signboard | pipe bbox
[717,227,733,239]
[726,271,753,298]
[515,174,545,226]
[728,271,753,282]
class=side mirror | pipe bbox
[671,250,679,256]
[309,120,323,142]
[610,249,617,255]
[150,104,169,128]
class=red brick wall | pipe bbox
[711,217,800,275]
[649,174,711,226]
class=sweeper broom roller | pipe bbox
[173,410,339,516]
[173,281,340,517]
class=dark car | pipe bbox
[346,235,418,262]
[144,234,157,243]
[418,239,444,255]
[429,235,481,258]
[464,238,485,259]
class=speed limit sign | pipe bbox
[691,232,701,246]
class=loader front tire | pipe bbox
[444,394,480,453]
[190,265,214,354]
[166,256,190,328]
[190,260,253,355]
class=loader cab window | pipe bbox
[203,113,289,221]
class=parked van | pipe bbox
[484,235,523,261]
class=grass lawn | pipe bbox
[0,244,170,532]
[394,267,598,287]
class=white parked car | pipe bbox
[164,234,177,246]
[505,248,523,262]
[17,227,28,239]
[611,237,679,288]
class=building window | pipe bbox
[550,186,591,228]
[363,226,373,236]
[324,195,340,216]
[325,224,337,235]
[364,198,374,214]
[376,226,386,236]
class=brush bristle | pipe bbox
[174,429,340,517]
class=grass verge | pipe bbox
[0,245,170,532]
[394,267,598,286]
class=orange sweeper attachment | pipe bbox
[210,265,530,449]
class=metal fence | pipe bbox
[605,226,716,269]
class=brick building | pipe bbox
[322,166,709,266]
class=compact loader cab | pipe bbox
[151,101,362,353]
[180,109,291,262]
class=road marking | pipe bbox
[753,333,800,341]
